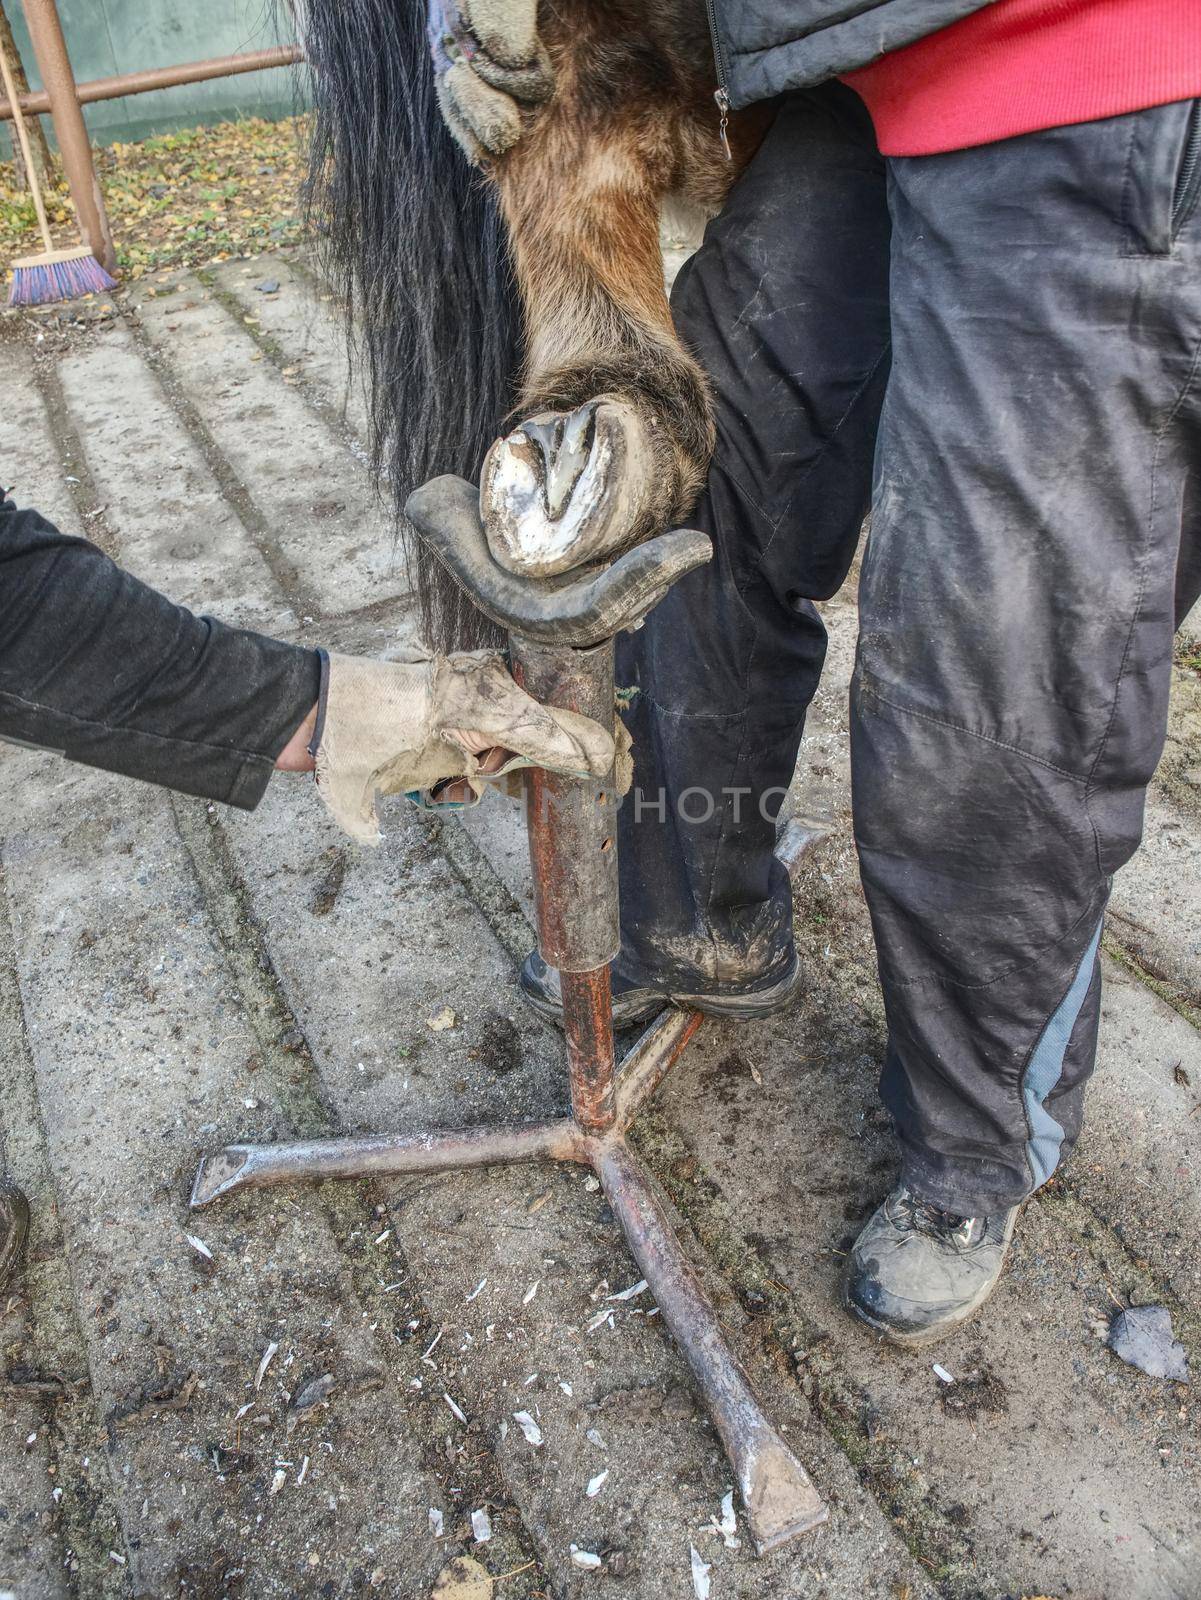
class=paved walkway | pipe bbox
[0,248,1198,1600]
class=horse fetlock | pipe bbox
[481,395,664,577]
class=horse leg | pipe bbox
[482,100,715,575]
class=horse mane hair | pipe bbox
[299,0,522,647]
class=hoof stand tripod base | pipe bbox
[191,475,829,1555]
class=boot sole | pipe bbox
[842,1283,992,1348]
[520,955,803,1031]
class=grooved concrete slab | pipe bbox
[653,1004,1201,1600]
[129,281,409,620]
[0,753,447,1598]
[58,326,294,635]
[0,893,70,1600]
[0,344,81,534]
[213,254,371,445]
[217,781,934,1598]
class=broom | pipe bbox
[0,33,114,305]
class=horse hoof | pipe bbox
[481,397,656,576]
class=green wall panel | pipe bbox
[6,1,304,146]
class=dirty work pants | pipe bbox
[616,85,1201,1215]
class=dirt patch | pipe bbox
[938,1365,1010,1421]
[1174,632,1200,675]
[591,1379,696,1425]
[701,1049,756,1106]
[470,1008,523,1076]
[308,847,348,917]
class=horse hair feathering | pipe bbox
[301,0,522,647]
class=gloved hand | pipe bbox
[428,0,554,163]
[313,648,614,844]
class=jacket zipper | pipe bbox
[703,0,733,161]
[1172,99,1201,241]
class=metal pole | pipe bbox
[191,1118,586,1209]
[597,1140,828,1553]
[21,0,115,272]
[511,637,621,1133]
[0,45,303,121]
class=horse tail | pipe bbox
[300,0,521,646]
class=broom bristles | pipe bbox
[8,250,117,307]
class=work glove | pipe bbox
[313,649,614,844]
[428,0,554,163]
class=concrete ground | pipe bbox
[0,243,1198,1600]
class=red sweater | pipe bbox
[843,0,1201,156]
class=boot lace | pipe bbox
[896,1191,977,1250]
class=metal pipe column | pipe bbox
[511,636,620,1133]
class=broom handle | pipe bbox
[0,36,53,256]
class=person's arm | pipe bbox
[275,703,318,772]
[0,496,617,837]
[0,494,320,809]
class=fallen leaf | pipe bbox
[287,1372,335,1432]
[432,1555,492,1599]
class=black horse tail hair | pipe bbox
[299,0,522,647]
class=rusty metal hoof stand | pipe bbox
[190,476,829,1555]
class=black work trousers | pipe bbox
[616,86,1201,1214]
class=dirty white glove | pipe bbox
[313,649,614,844]
[428,0,554,162]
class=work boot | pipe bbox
[843,1185,1019,1346]
[0,1179,30,1293]
[518,947,802,1029]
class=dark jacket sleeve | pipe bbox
[0,496,321,810]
